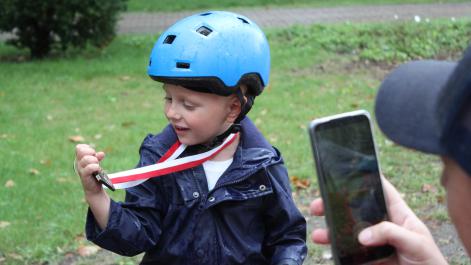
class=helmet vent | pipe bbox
[163,35,176,44]
[176,62,190,69]
[237,17,250,24]
[196,26,212,36]
[200,12,212,16]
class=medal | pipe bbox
[93,171,115,191]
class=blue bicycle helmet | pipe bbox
[147,11,270,97]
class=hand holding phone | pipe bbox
[308,110,395,265]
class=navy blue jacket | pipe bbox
[86,118,307,265]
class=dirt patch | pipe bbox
[288,58,396,81]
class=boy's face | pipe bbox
[440,156,471,256]
[163,84,240,146]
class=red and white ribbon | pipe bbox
[108,133,238,189]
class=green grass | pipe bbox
[127,0,468,12]
[1,18,470,264]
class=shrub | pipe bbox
[0,0,127,58]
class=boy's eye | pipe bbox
[164,96,172,102]
[183,102,195,110]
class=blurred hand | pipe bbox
[309,177,448,265]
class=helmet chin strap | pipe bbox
[179,123,241,157]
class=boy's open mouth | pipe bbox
[174,125,189,133]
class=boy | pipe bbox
[75,11,307,265]
[310,44,471,264]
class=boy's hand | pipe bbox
[75,144,106,196]
[75,144,111,229]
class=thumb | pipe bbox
[359,221,422,250]
[358,222,442,264]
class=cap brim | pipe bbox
[375,60,457,154]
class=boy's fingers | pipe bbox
[309,198,324,216]
[76,144,96,158]
[95,151,105,161]
[82,163,101,178]
[78,155,100,168]
[311,229,330,244]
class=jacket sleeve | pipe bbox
[85,135,167,256]
[263,163,307,265]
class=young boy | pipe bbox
[75,11,307,265]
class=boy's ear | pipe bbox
[226,95,242,123]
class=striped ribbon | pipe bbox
[107,133,238,189]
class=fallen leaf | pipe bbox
[56,177,69,183]
[268,135,278,143]
[46,115,53,121]
[121,121,135,128]
[0,134,7,139]
[421,183,437,193]
[120,75,131,81]
[69,135,85,143]
[103,146,113,153]
[290,176,310,189]
[436,195,445,204]
[0,221,11,229]
[40,159,52,167]
[4,180,14,188]
[254,118,262,126]
[438,238,451,245]
[94,134,102,140]
[29,168,40,175]
[350,103,359,108]
[77,245,100,257]
[75,233,86,242]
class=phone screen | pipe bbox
[310,112,394,265]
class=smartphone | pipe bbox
[308,110,395,265]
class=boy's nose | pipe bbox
[165,104,181,121]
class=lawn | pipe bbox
[127,0,468,12]
[1,18,470,264]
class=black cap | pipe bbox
[375,45,471,175]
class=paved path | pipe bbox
[118,2,471,34]
[1,3,470,41]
